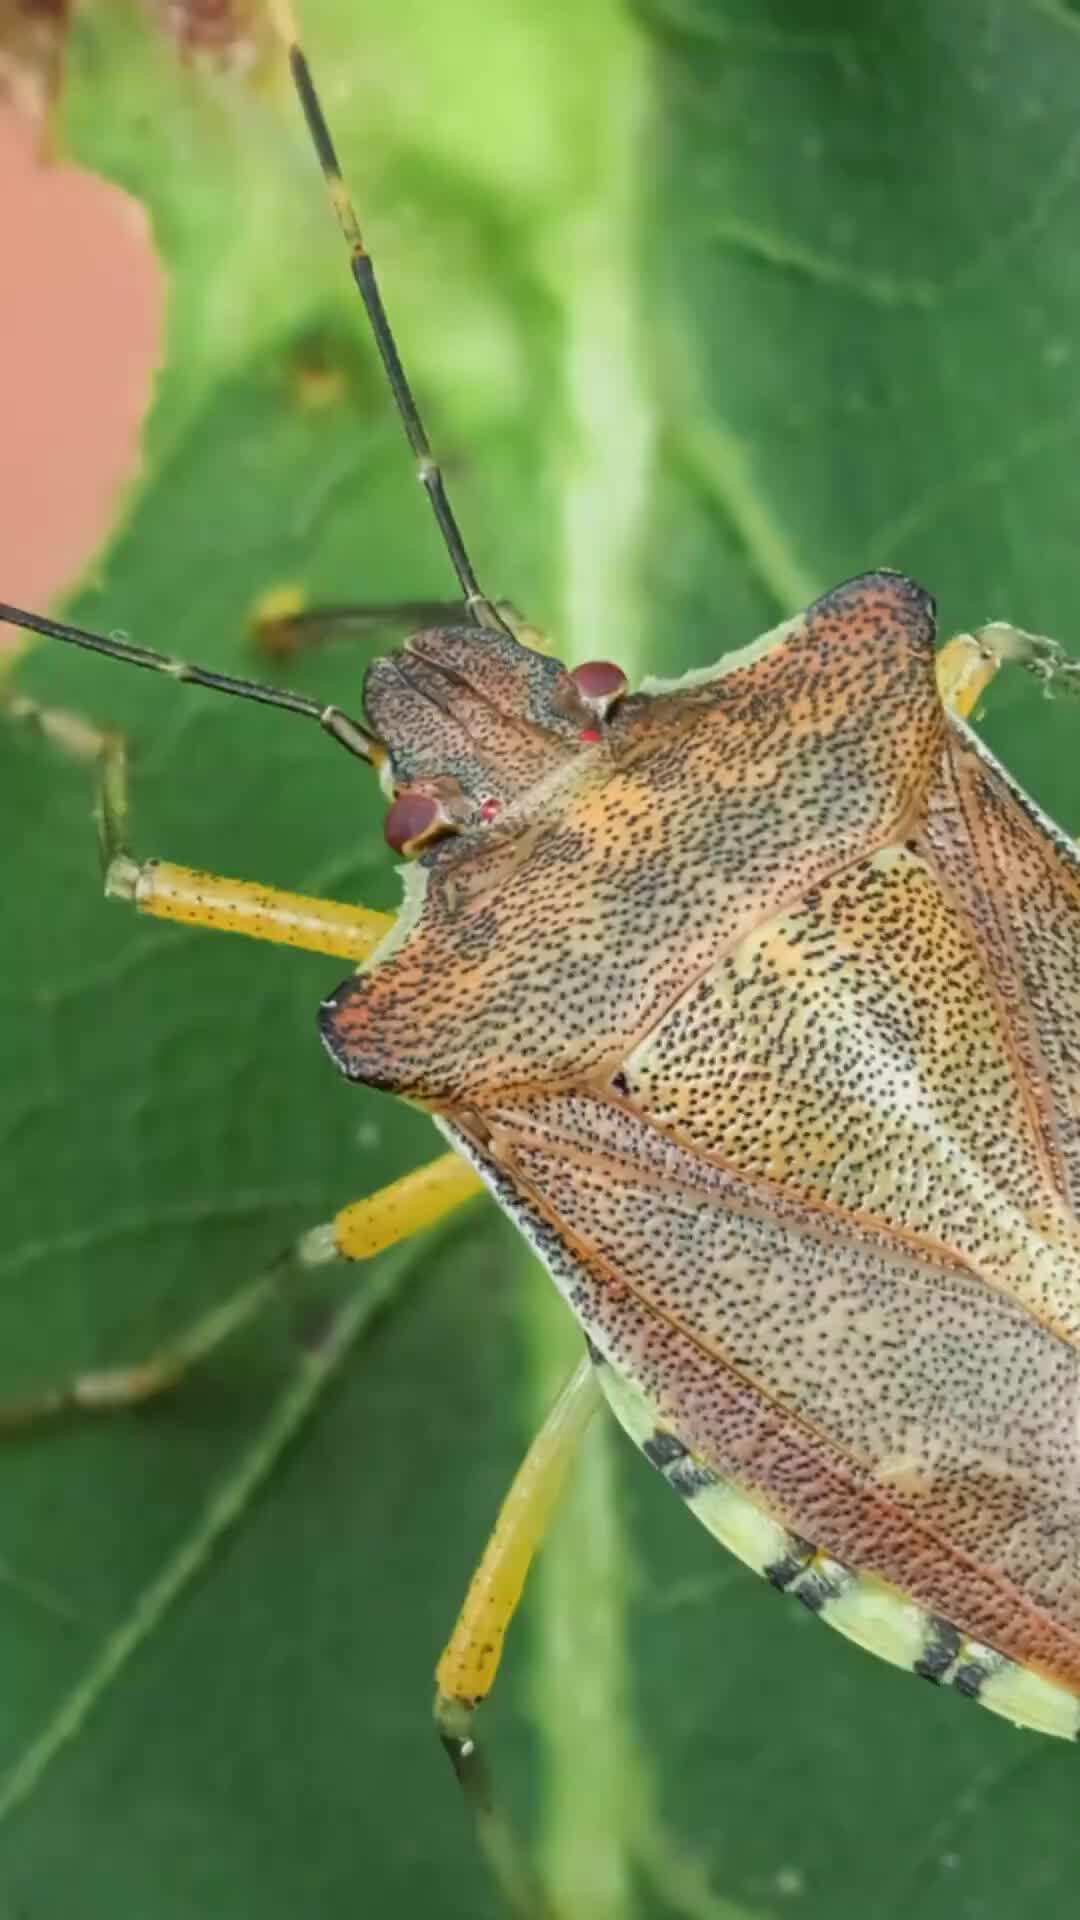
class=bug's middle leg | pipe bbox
[0,1153,485,1432]
[254,594,554,661]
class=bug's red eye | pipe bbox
[569,661,628,731]
[384,790,444,855]
[571,660,627,703]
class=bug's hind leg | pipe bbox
[435,1353,602,1919]
[0,1153,484,1432]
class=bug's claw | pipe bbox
[434,1692,549,1918]
[434,1691,491,1810]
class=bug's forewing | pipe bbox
[462,644,1080,1689]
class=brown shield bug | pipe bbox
[4,1,1080,1909]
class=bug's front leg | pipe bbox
[935,631,1004,719]
[4,677,393,961]
[0,1154,485,1431]
[937,618,1080,721]
[435,1354,603,1919]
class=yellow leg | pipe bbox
[1,1153,483,1432]
[938,619,1080,722]
[252,591,467,659]
[434,1355,602,1917]
[328,1155,484,1259]
[936,632,1003,720]
[112,860,391,962]
[253,592,557,661]
[436,1354,601,1716]
[6,683,393,962]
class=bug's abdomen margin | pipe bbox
[590,1344,1080,1740]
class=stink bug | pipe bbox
[5,2,1080,1913]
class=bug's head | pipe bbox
[367,624,629,858]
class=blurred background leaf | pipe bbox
[4,0,1080,1915]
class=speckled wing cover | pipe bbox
[324,573,1080,1716]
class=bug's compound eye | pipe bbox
[568,660,628,739]
[384,789,454,857]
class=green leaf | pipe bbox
[4,1,1080,1915]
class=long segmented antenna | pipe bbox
[0,602,383,765]
[267,0,511,639]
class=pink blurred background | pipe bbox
[0,101,162,641]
